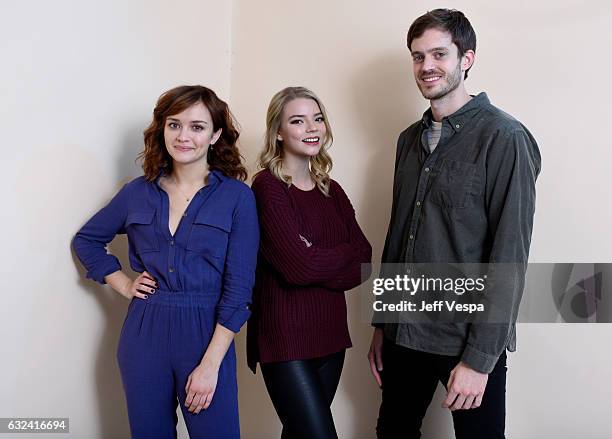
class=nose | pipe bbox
[306,119,317,132]
[422,54,436,72]
[177,126,189,142]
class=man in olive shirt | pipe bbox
[368,9,541,439]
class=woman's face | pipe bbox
[277,98,327,159]
[163,101,221,169]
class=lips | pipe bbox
[174,146,195,153]
[421,70,445,84]
[422,76,441,82]
[302,137,320,144]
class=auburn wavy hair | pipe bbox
[257,87,333,196]
[139,85,247,181]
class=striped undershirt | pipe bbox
[427,120,443,152]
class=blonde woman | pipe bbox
[246,87,372,438]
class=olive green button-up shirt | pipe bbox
[378,92,541,373]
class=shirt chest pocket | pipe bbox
[429,159,477,209]
[186,210,232,259]
[125,211,159,254]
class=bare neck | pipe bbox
[170,162,209,188]
[282,154,314,190]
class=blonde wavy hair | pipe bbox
[257,86,334,195]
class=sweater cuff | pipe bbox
[86,258,122,284]
[217,304,251,333]
[460,344,501,374]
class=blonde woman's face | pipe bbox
[277,98,326,159]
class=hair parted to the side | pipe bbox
[139,85,247,181]
[257,86,334,196]
[407,9,477,79]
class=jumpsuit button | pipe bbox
[169,240,174,246]
[409,234,414,240]
[416,201,421,206]
[425,167,430,172]
[169,267,174,273]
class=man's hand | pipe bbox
[442,361,488,410]
[367,328,384,387]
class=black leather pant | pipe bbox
[260,350,346,439]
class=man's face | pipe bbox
[410,28,464,101]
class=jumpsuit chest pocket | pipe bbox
[186,210,231,259]
[429,159,477,209]
[125,211,159,254]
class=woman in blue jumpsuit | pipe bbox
[73,85,259,438]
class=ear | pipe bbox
[211,128,222,145]
[276,133,283,142]
[461,50,475,72]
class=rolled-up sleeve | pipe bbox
[72,184,129,284]
[216,188,260,333]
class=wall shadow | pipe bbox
[69,126,144,438]
[235,332,282,439]
[341,50,452,437]
[71,246,131,439]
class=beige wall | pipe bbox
[1,0,611,438]
[0,1,232,438]
[231,1,612,438]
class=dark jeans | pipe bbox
[261,350,345,439]
[377,340,507,439]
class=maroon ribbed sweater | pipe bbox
[247,169,372,372]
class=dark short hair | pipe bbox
[407,9,477,79]
[140,85,247,181]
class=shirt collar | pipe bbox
[421,92,490,132]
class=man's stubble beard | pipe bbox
[418,61,463,101]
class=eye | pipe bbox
[412,54,423,63]
[290,119,303,125]
[315,116,325,123]
[192,125,204,132]
[434,52,446,59]
[168,122,180,129]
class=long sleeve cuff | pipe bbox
[460,344,501,374]
[85,257,122,284]
[217,304,251,333]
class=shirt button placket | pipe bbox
[168,237,177,288]
[409,161,433,260]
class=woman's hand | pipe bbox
[105,270,157,299]
[184,361,219,414]
[122,271,157,299]
[183,323,235,414]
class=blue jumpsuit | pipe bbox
[73,170,259,438]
